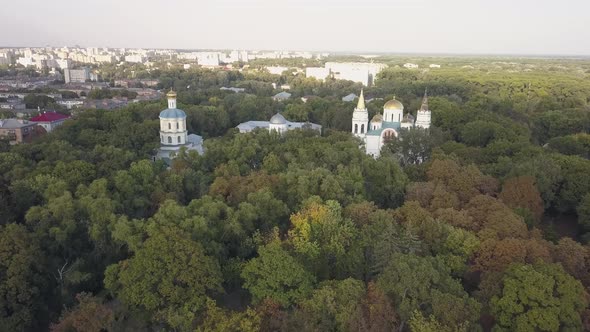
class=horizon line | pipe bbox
[2,44,590,59]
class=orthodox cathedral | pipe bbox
[157,90,204,163]
[352,90,431,157]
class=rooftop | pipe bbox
[30,112,69,122]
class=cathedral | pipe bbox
[352,90,431,157]
[157,90,204,163]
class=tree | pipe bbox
[241,241,315,307]
[499,176,544,226]
[552,237,590,287]
[377,253,481,330]
[296,278,365,331]
[0,224,47,331]
[288,199,359,279]
[577,193,590,232]
[50,293,113,332]
[491,264,588,331]
[346,282,399,332]
[198,299,261,332]
[385,127,445,166]
[104,226,222,330]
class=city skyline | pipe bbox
[1,0,590,56]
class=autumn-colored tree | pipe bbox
[405,181,435,208]
[346,282,399,332]
[50,293,113,332]
[499,176,544,225]
[429,183,461,211]
[465,195,528,239]
[288,199,359,279]
[552,237,590,287]
[472,238,552,275]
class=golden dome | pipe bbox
[371,113,383,123]
[166,90,177,99]
[383,98,404,111]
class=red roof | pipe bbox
[30,112,70,122]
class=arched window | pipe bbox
[167,136,172,143]
[168,123,171,130]
[361,124,365,134]
[178,136,181,143]
[354,123,358,133]
[398,114,401,122]
[176,122,179,129]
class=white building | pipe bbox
[266,66,289,75]
[325,62,387,86]
[64,68,91,83]
[403,63,419,69]
[305,67,331,81]
[272,92,291,101]
[429,64,441,68]
[94,54,115,63]
[157,91,204,162]
[17,57,34,67]
[125,54,146,63]
[352,90,431,158]
[236,113,322,134]
[196,52,220,67]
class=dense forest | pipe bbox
[1,57,590,331]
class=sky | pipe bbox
[1,0,589,55]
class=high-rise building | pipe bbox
[64,67,91,83]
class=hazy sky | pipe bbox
[1,0,589,55]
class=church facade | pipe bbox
[352,90,431,157]
[157,90,204,163]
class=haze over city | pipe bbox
[1,0,590,55]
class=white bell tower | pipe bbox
[415,90,431,129]
[351,89,369,139]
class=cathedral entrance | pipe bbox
[381,128,398,143]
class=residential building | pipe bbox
[266,66,289,75]
[272,91,291,101]
[305,67,331,81]
[403,63,419,69]
[0,118,41,144]
[64,68,91,83]
[325,62,387,86]
[0,98,26,110]
[29,111,70,132]
[342,93,357,102]
[125,54,146,63]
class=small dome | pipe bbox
[166,90,177,99]
[383,99,404,111]
[401,113,415,123]
[270,113,287,124]
[159,108,186,119]
[371,113,383,123]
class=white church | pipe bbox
[352,90,431,157]
[237,113,322,134]
[157,90,204,162]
